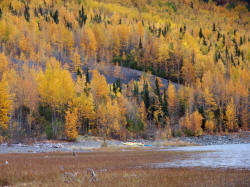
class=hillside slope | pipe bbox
[0,0,249,142]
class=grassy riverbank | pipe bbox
[0,150,249,187]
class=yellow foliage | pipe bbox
[167,82,176,115]
[65,107,78,141]
[37,58,75,112]
[225,98,238,132]
[72,50,81,73]
[180,110,203,136]
[0,53,10,78]
[205,120,215,134]
[90,70,109,100]
[0,75,12,130]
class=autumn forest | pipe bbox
[0,0,249,142]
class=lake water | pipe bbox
[153,144,250,169]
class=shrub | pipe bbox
[165,2,177,12]
[226,3,235,10]
[45,124,53,139]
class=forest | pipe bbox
[0,0,249,142]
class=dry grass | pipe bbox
[153,140,199,147]
[0,150,249,187]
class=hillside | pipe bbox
[0,0,249,142]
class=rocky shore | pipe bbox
[0,132,249,154]
[177,131,250,146]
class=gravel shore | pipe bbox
[177,131,250,146]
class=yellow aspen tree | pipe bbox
[203,87,217,120]
[137,21,144,38]
[241,108,249,131]
[112,27,120,57]
[118,24,129,51]
[81,28,97,59]
[77,93,95,122]
[0,75,12,130]
[96,101,109,142]
[37,58,75,122]
[139,101,147,125]
[111,99,121,134]
[0,53,10,79]
[179,111,192,134]
[181,59,195,86]
[65,107,79,141]
[190,110,203,136]
[225,98,238,132]
[96,97,125,141]
[167,82,176,116]
[205,120,215,134]
[158,42,170,64]
[90,70,109,101]
[113,63,122,79]
[72,49,81,73]
[72,92,96,133]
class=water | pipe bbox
[153,144,250,169]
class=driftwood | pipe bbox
[60,166,78,183]
[87,168,97,183]
[72,151,77,157]
[60,166,97,184]
[63,171,78,183]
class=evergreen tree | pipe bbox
[85,67,90,85]
[180,27,183,33]
[139,37,143,49]
[133,82,139,97]
[113,79,122,94]
[235,42,240,56]
[142,82,150,110]
[231,53,234,65]
[24,4,30,22]
[225,46,229,58]
[53,10,59,24]
[162,88,168,116]
[217,32,220,41]
[203,38,207,46]
[240,36,243,45]
[154,78,162,104]
[199,28,203,38]
[0,8,2,19]
[78,6,87,27]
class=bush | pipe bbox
[45,124,53,139]
[127,118,145,133]
[226,3,235,10]
[165,2,177,12]
[184,128,194,136]
[177,129,182,137]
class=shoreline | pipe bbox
[177,131,250,146]
[0,132,249,154]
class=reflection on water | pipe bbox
[153,144,250,169]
